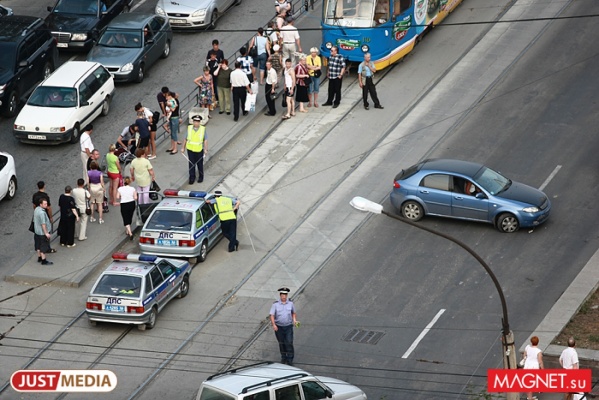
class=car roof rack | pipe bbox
[241,373,309,394]
[207,361,273,381]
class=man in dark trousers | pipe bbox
[181,115,207,184]
[230,61,252,122]
[269,287,298,365]
[264,60,278,116]
[358,53,384,110]
[206,39,224,102]
[213,191,240,252]
[32,181,57,255]
[322,46,346,108]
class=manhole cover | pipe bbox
[341,329,385,345]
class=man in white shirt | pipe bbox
[264,60,278,116]
[280,17,301,65]
[559,338,579,400]
[80,125,94,185]
[230,61,253,122]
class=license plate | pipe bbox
[105,305,125,312]
[57,43,68,48]
[27,134,46,140]
[169,18,186,24]
[157,239,177,246]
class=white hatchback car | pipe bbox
[13,61,115,144]
[0,152,17,202]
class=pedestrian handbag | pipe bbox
[281,95,287,108]
[85,199,92,215]
[149,180,161,201]
[248,38,258,58]
[314,69,322,78]
[303,75,312,86]
[29,218,35,233]
[102,195,110,213]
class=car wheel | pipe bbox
[209,10,218,30]
[136,64,145,83]
[401,200,424,221]
[43,62,54,80]
[144,307,157,330]
[3,90,18,117]
[101,97,110,116]
[70,124,80,144]
[497,213,519,233]
[198,240,208,263]
[161,40,171,59]
[178,275,189,298]
[6,176,17,200]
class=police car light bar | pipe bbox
[112,253,158,263]
[163,189,207,199]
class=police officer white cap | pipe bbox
[191,115,202,121]
[278,287,290,294]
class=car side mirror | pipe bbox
[475,192,486,199]
[81,101,90,106]
[325,389,333,398]
[146,39,154,45]
[18,60,29,69]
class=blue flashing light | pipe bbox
[138,254,158,262]
[188,191,207,198]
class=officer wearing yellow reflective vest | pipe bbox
[181,115,208,184]
[213,190,240,252]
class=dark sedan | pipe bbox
[87,13,172,83]
[389,159,551,233]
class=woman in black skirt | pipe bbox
[294,55,310,113]
[117,177,138,239]
[58,186,79,247]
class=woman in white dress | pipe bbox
[522,336,544,400]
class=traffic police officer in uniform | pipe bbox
[213,190,240,252]
[181,115,208,184]
[269,287,298,365]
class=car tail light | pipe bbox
[127,306,145,314]
[86,302,102,311]
[179,240,196,247]
[393,181,401,189]
[139,237,155,244]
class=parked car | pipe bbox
[389,159,551,233]
[0,16,58,117]
[0,5,13,16]
[87,13,172,83]
[86,253,191,331]
[45,0,133,51]
[155,0,241,30]
[13,61,115,144]
[0,152,17,202]
[196,362,367,400]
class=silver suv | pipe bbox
[196,362,367,400]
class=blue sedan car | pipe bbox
[389,159,551,233]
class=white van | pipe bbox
[196,362,367,400]
[13,61,115,144]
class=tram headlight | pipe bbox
[361,44,369,53]
[325,42,333,50]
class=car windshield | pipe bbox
[473,166,511,195]
[27,87,77,108]
[98,29,142,48]
[93,274,142,298]
[53,0,103,15]
[146,210,193,232]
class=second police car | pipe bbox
[86,253,191,331]
[139,190,224,263]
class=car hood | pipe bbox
[316,376,366,399]
[87,46,141,67]
[46,13,98,33]
[15,104,77,128]
[496,181,547,207]
[158,0,213,12]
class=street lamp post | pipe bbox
[350,196,518,399]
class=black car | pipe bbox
[0,16,59,117]
[45,0,133,51]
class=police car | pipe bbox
[139,190,223,263]
[196,362,367,400]
[86,253,191,331]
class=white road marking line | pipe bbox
[538,165,561,191]
[402,308,446,359]
[131,0,148,12]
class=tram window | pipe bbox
[374,0,389,23]
[394,0,411,16]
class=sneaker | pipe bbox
[364,105,369,110]
[374,105,384,109]
[89,217,96,222]
[148,155,156,160]
[67,244,76,248]
[41,260,53,265]
[79,237,87,241]
[99,219,105,224]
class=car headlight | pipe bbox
[522,206,539,213]
[14,125,25,130]
[325,42,333,49]
[155,5,165,15]
[192,9,206,17]
[71,33,88,41]
[121,63,134,72]
[361,44,369,52]
[50,127,65,133]
[0,83,5,95]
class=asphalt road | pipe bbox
[0,0,274,277]
[251,0,599,398]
